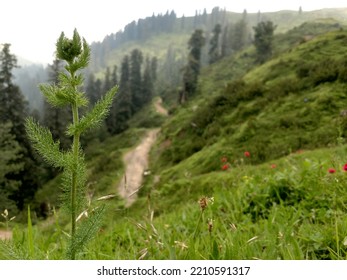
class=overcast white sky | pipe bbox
[1,0,346,64]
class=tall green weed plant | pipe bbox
[25,30,117,259]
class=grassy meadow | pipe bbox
[2,19,347,260]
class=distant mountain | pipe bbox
[88,7,347,87]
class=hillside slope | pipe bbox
[153,23,347,179]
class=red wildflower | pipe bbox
[270,164,276,169]
[343,164,347,172]
[328,168,336,174]
[244,151,250,157]
[221,164,229,171]
[221,156,228,163]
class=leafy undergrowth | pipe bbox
[2,144,347,259]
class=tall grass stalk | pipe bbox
[27,205,34,259]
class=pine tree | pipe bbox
[106,55,131,135]
[231,19,249,52]
[85,73,97,105]
[142,57,154,105]
[0,122,23,214]
[253,21,276,63]
[25,30,117,259]
[103,66,112,93]
[181,29,205,103]
[221,25,230,58]
[151,57,158,82]
[0,44,26,138]
[209,24,222,64]
[130,49,143,113]
[111,65,118,86]
[0,43,41,210]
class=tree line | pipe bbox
[180,18,276,103]
[85,49,157,135]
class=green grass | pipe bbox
[3,144,347,259]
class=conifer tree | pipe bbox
[181,29,205,103]
[0,122,23,214]
[221,25,230,58]
[0,43,41,210]
[85,73,97,105]
[253,21,276,63]
[150,57,158,82]
[142,57,154,105]
[231,19,249,52]
[111,65,118,86]
[106,55,131,135]
[25,30,117,259]
[103,66,112,93]
[130,49,143,113]
[209,24,222,64]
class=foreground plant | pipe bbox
[25,29,117,259]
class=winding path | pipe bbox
[117,98,168,207]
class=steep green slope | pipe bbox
[152,23,347,188]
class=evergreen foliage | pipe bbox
[142,57,154,105]
[130,49,144,113]
[0,122,23,213]
[181,29,205,103]
[231,15,250,52]
[253,21,277,63]
[85,73,98,105]
[209,24,222,64]
[106,55,131,135]
[25,29,117,259]
[0,43,41,211]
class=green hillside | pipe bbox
[2,10,347,260]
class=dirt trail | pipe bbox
[0,229,12,240]
[154,97,168,116]
[118,98,168,207]
[118,129,160,207]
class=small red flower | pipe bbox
[270,164,276,169]
[343,164,347,171]
[221,164,229,171]
[244,151,250,157]
[328,168,336,174]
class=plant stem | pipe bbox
[71,96,80,260]
[193,210,204,241]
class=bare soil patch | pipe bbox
[118,129,160,207]
[154,97,168,116]
[0,229,12,240]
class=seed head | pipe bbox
[198,196,214,211]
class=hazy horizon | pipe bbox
[1,0,346,64]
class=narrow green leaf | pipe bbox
[27,205,34,259]
[67,85,117,136]
[25,118,66,168]
[65,205,105,259]
[39,84,72,107]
